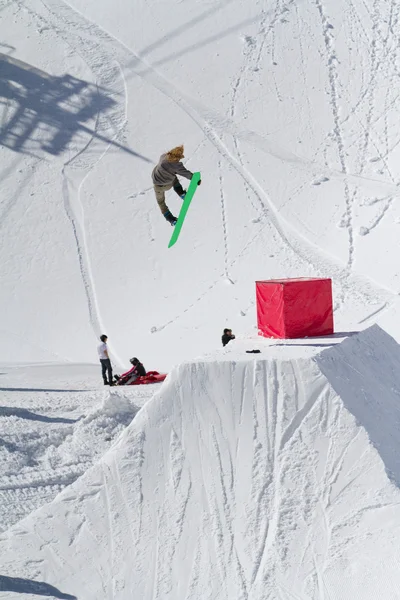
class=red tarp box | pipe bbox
[256,278,334,339]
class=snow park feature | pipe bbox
[256,278,334,339]
[4,0,400,598]
[2,326,400,600]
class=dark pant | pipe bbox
[173,181,185,196]
[154,178,186,215]
[100,358,113,384]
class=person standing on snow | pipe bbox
[152,145,201,225]
[97,334,113,386]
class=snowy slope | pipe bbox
[3,1,400,597]
[2,326,400,600]
[0,362,159,532]
[2,0,400,368]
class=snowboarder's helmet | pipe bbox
[130,357,139,365]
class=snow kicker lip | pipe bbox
[2,326,400,600]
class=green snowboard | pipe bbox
[168,171,201,248]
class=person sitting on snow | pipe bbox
[222,328,235,347]
[115,357,146,386]
[151,144,201,225]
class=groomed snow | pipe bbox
[3,0,400,597]
[0,363,159,532]
[2,0,400,369]
[2,325,400,600]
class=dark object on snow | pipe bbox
[131,371,167,385]
[246,349,261,354]
[129,357,146,377]
[115,370,166,386]
[222,328,235,347]
[0,574,76,599]
[100,359,113,385]
[114,358,147,385]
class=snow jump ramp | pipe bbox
[2,325,400,600]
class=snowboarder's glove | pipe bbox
[197,179,202,185]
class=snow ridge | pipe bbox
[2,326,400,599]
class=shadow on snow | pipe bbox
[0,406,80,423]
[0,54,151,162]
[0,574,76,599]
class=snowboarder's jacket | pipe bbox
[152,153,193,186]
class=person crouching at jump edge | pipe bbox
[152,144,201,225]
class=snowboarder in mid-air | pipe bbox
[152,145,201,225]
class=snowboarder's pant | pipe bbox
[100,358,113,384]
[154,177,185,214]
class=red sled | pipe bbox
[130,371,167,385]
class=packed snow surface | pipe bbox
[0,363,157,532]
[2,326,400,600]
[2,0,400,598]
[2,0,400,368]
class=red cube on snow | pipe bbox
[256,278,334,339]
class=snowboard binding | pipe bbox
[164,210,177,226]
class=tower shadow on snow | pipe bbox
[0,406,80,423]
[0,575,76,599]
[0,54,151,161]
[0,387,87,393]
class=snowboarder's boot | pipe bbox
[173,182,186,199]
[164,210,177,226]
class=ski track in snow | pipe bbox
[229,33,265,219]
[11,0,400,345]
[4,10,400,593]
[229,40,260,218]
[61,170,107,346]
[217,160,231,282]
[0,377,149,533]
[0,158,41,233]
[20,0,400,334]
[3,328,400,598]
[13,0,130,367]
[150,276,224,333]
[271,0,400,294]
[101,466,116,600]
[314,0,354,273]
